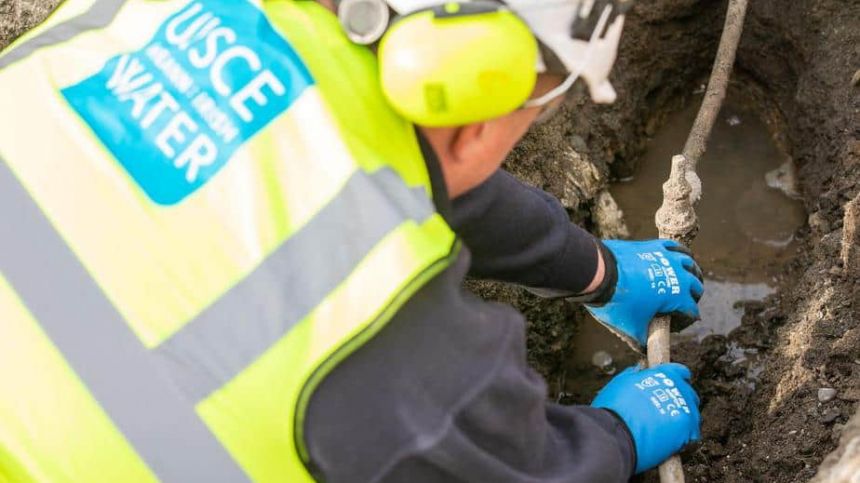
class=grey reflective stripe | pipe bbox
[0,0,128,69]
[0,154,437,478]
[155,167,435,402]
[0,159,251,483]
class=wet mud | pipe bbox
[613,92,806,340]
[563,89,809,406]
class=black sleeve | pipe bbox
[450,169,600,294]
[303,249,636,483]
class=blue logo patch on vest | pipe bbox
[62,0,314,205]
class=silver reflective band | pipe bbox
[155,167,436,402]
[0,155,437,479]
[0,159,251,482]
[0,0,129,69]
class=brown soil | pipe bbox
[0,1,60,50]
[673,0,860,479]
[498,0,859,481]
[477,0,730,391]
[3,0,859,481]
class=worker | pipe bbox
[0,0,704,481]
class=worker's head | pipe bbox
[334,0,631,196]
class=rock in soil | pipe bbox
[819,388,838,403]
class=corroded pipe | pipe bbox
[648,0,750,481]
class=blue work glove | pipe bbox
[592,363,701,474]
[577,239,704,351]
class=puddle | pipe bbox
[610,94,806,284]
[560,316,642,403]
[685,280,774,341]
[563,94,805,400]
[610,93,805,327]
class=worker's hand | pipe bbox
[582,239,704,351]
[592,363,701,474]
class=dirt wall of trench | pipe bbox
[676,1,859,481]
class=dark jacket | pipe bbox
[304,141,636,482]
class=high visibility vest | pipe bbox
[0,0,458,481]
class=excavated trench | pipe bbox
[2,0,858,481]
[492,0,859,481]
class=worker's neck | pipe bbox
[415,127,453,221]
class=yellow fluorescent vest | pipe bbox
[0,0,458,481]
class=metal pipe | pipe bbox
[648,0,750,481]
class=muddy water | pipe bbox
[562,95,806,401]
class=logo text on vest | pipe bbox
[62,0,314,205]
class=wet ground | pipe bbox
[614,93,806,338]
[563,92,806,398]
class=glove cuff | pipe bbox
[567,240,617,304]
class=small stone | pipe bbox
[591,351,616,375]
[852,69,860,87]
[727,115,742,126]
[820,408,841,424]
[818,387,838,403]
[592,191,630,239]
[569,134,587,153]
[809,211,831,234]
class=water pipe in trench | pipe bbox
[647,0,749,481]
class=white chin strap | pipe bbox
[507,0,625,104]
[385,0,446,13]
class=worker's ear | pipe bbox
[421,110,538,198]
[451,123,491,165]
[317,0,336,12]
[449,119,522,169]
[423,122,500,199]
[451,108,537,167]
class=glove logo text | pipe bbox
[638,251,681,295]
[636,373,691,418]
